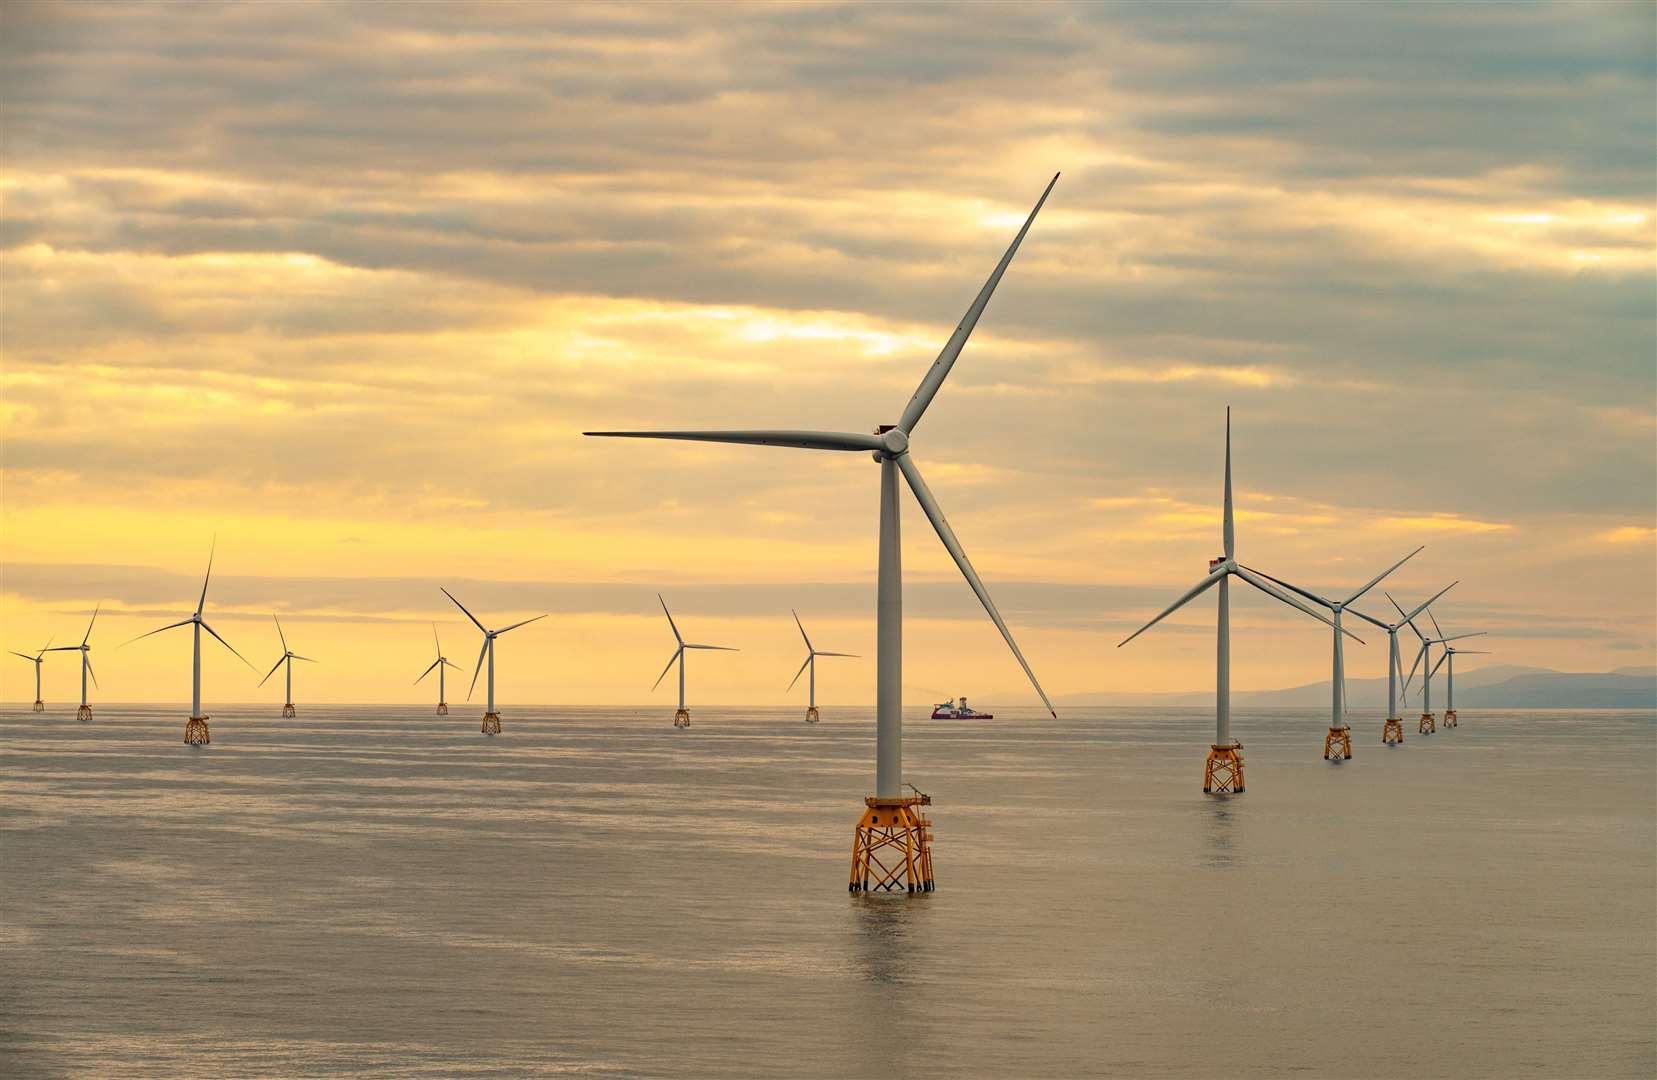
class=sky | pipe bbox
[2,1,1653,709]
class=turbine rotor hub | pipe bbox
[875,426,909,460]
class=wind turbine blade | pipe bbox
[274,614,288,654]
[1439,631,1487,643]
[83,602,100,646]
[86,657,99,690]
[441,588,487,634]
[495,614,547,635]
[1344,606,1391,632]
[684,643,738,651]
[258,655,285,687]
[787,653,812,692]
[292,655,318,663]
[196,537,216,616]
[120,619,194,647]
[896,173,1059,435]
[43,646,82,652]
[1235,567,1364,643]
[584,430,882,452]
[1404,644,1425,696]
[792,609,812,652]
[814,651,858,658]
[1452,649,1492,655]
[658,594,682,645]
[9,651,38,661]
[1243,566,1332,609]
[36,635,54,657]
[1118,571,1221,648]
[1432,652,1448,677]
[1406,581,1458,622]
[414,658,442,684]
[1223,407,1234,560]
[896,452,1057,716]
[200,621,256,670]
[1343,546,1423,607]
[652,648,682,692]
[467,639,489,700]
[432,621,442,658]
[1427,607,1445,639]
[443,659,463,670]
[1389,592,1428,642]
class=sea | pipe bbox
[2,704,1653,1078]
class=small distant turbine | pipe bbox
[653,594,736,729]
[1396,595,1485,734]
[45,604,102,720]
[414,622,462,715]
[258,615,316,718]
[1247,546,1423,762]
[787,610,857,723]
[10,636,54,712]
[1422,608,1487,729]
[1344,582,1457,745]
[125,539,255,745]
[1119,409,1361,794]
[442,588,545,735]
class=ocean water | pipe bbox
[2,703,1652,1079]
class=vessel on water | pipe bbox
[931,696,992,719]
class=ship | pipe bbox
[930,696,992,719]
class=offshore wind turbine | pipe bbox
[788,610,857,723]
[1431,634,1491,728]
[588,175,1062,893]
[414,623,462,715]
[10,637,53,712]
[1118,409,1362,794]
[45,605,101,720]
[653,595,736,728]
[1395,592,1485,734]
[1345,582,1457,745]
[258,615,316,718]
[1247,546,1423,761]
[125,540,255,744]
[442,588,545,735]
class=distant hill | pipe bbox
[1041,665,1656,710]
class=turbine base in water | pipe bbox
[849,794,935,894]
[281,703,296,718]
[673,708,691,729]
[31,700,44,713]
[184,717,210,745]
[436,702,448,715]
[1442,709,1457,728]
[481,712,501,735]
[805,706,820,724]
[1204,743,1245,795]
[1382,718,1404,745]
[1323,726,1353,762]
[77,704,92,722]
[1419,712,1436,735]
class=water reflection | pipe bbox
[847,893,928,986]
[1201,797,1238,869]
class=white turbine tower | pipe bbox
[1431,635,1491,728]
[258,615,316,718]
[788,609,857,723]
[1394,592,1486,734]
[653,594,737,729]
[587,176,1062,893]
[414,623,462,715]
[125,540,255,744]
[1246,546,1423,762]
[10,636,53,713]
[1343,582,1457,745]
[45,604,102,720]
[1118,409,1362,794]
[442,588,545,735]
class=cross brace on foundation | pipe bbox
[1382,718,1404,745]
[481,712,501,735]
[1419,712,1436,735]
[185,716,210,745]
[849,793,935,893]
[1323,726,1352,761]
[1204,742,1245,794]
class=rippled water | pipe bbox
[2,704,1653,1078]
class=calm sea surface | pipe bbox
[2,704,1653,1078]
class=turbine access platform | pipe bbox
[849,787,935,894]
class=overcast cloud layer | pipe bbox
[2,1,1652,705]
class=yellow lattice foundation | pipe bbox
[481,712,501,735]
[1443,709,1457,728]
[673,708,691,729]
[1323,726,1352,761]
[1382,718,1404,745]
[849,794,935,893]
[436,702,448,715]
[77,704,93,722]
[1419,712,1436,735]
[282,703,296,718]
[805,706,820,724]
[185,716,210,745]
[1204,743,1244,794]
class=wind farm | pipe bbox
[3,6,1652,1077]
